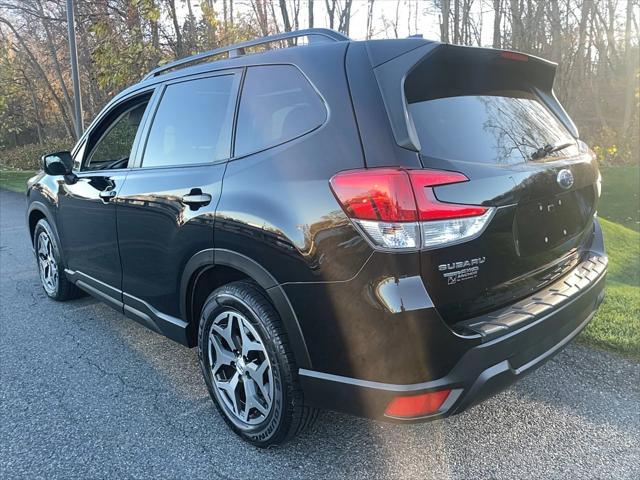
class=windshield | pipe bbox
[408,92,578,165]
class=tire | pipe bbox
[198,280,318,447]
[33,219,80,301]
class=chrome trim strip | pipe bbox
[298,368,453,393]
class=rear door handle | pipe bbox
[99,190,117,201]
[182,191,212,208]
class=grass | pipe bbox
[1,165,638,358]
[584,165,640,359]
[581,218,640,359]
[598,165,640,231]
[0,169,36,193]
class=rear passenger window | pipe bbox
[142,74,235,168]
[234,65,325,157]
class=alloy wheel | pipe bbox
[37,231,58,295]
[208,310,274,426]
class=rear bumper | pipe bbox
[299,226,607,421]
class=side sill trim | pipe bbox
[65,269,190,346]
[76,279,123,310]
[123,292,190,345]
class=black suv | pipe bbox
[27,29,607,447]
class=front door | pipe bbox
[115,71,241,327]
[58,92,154,298]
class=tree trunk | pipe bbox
[366,0,375,39]
[549,0,562,62]
[25,75,44,144]
[453,0,460,43]
[575,0,592,80]
[461,0,472,45]
[150,1,160,52]
[325,0,336,29]
[295,0,301,30]
[338,0,353,35]
[167,0,184,58]
[74,7,104,116]
[0,18,74,139]
[509,0,523,49]
[269,0,281,34]
[392,0,400,38]
[35,0,74,129]
[622,0,637,134]
[492,0,501,48]
[440,0,450,43]
[308,0,314,27]
[279,0,292,32]
[249,1,269,36]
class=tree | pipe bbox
[492,0,503,48]
[440,0,451,43]
[366,0,375,39]
[279,0,292,32]
[0,0,637,166]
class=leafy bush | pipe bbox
[0,138,74,170]
[587,124,639,166]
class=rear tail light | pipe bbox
[357,220,420,249]
[329,168,494,250]
[384,389,451,418]
[420,210,494,247]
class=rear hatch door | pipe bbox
[382,43,600,323]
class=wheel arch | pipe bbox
[28,209,46,244]
[181,248,312,369]
[27,202,59,251]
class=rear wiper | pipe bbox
[530,141,574,160]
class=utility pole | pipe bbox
[66,0,83,138]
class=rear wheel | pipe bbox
[33,219,80,301]
[198,280,317,447]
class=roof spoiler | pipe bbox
[370,43,579,152]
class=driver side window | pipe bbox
[84,97,150,171]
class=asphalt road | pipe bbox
[1,188,638,479]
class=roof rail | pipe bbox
[143,28,350,80]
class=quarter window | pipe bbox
[234,65,325,157]
[142,74,236,168]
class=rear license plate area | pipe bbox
[515,187,594,256]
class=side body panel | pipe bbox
[57,171,129,291]
[215,43,369,285]
[344,42,422,169]
[116,164,223,318]
[53,89,157,293]
[115,70,243,323]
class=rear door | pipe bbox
[115,70,241,326]
[375,43,600,323]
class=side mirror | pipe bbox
[42,151,73,176]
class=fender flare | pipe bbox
[27,201,64,261]
[180,248,312,369]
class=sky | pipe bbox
[186,1,497,46]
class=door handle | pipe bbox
[99,190,117,202]
[182,191,212,209]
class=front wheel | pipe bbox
[33,219,80,301]
[198,280,317,447]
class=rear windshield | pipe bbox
[409,91,578,165]
[408,91,578,165]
